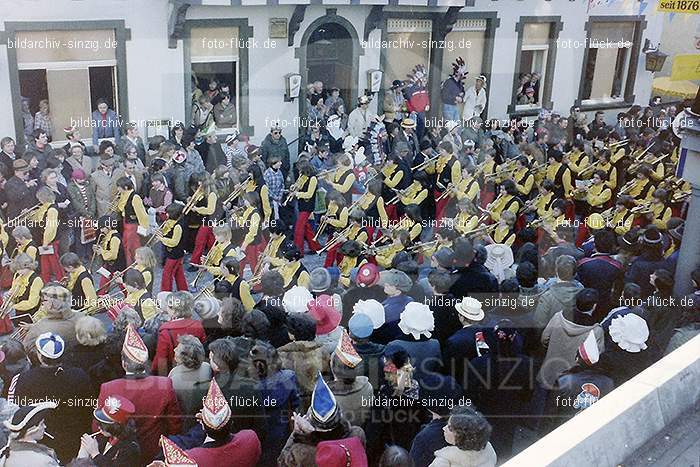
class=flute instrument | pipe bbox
[406,239,441,252]
[627,153,669,174]
[99,261,139,292]
[0,279,21,318]
[618,179,637,196]
[630,200,654,214]
[465,223,498,238]
[578,159,603,178]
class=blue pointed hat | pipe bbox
[311,372,338,428]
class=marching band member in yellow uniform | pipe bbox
[220,257,255,311]
[278,245,311,290]
[322,191,350,268]
[291,160,321,255]
[487,180,522,222]
[11,226,37,262]
[640,151,665,182]
[244,164,272,227]
[94,214,126,295]
[647,188,672,230]
[374,231,409,269]
[491,210,517,247]
[0,220,7,258]
[455,166,480,203]
[422,227,456,258]
[236,191,265,273]
[625,165,655,201]
[156,203,188,292]
[122,269,157,321]
[586,170,613,212]
[133,246,156,294]
[398,205,423,243]
[596,150,617,190]
[6,253,44,324]
[434,141,461,220]
[325,154,356,205]
[358,179,389,240]
[546,150,574,199]
[564,146,590,176]
[262,226,288,269]
[188,174,219,266]
[609,196,636,236]
[525,180,555,218]
[337,240,368,288]
[512,156,535,198]
[397,179,429,209]
[197,224,239,277]
[32,187,63,283]
[60,252,97,312]
[454,198,481,236]
[115,177,150,266]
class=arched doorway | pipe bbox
[297,13,361,119]
[306,22,354,106]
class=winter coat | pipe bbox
[328,376,374,428]
[315,326,344,356]
[257,369,300,466]
[347,107,375,139]
[2,441,60,467]
[65,343,105,375]
[532,281,583,330]
[91,432,141,467]
[67,181,98,219]
[168,363,212,429]
[213,102,237,128]
[577,254,624,314]
[97,374,182,464]
[215,370,266,436]
[538,311,604,388]
[341,286,387,327]
[278,340,329,404]
[449,265,499,301]
[260,134,291,172]
[9,365,94,463]
[22,311,83,356]
[151,319,206,375]
[625,251,668,298]
[278,421,365,467]
[385,338,443,383]
[410,418,449,467]
[166,163,189,202]
[596,343,652,387]
[90,168,118,217]
[429,444,497,467]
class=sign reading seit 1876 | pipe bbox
[657,0,700,13]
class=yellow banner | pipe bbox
[671,54,700,81]
[657,0,700,13]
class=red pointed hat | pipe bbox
[122,323,148,365]
[94,395,135,425]
[335,329,362,369]
[307,294,341,335]
[160,435,197,466]
[201,378,231,430]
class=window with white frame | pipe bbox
[581,22,635,104]
[189,26,240,130]
[16,29,118,141]
[515,23,550,110]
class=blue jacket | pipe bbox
[577,254,624,313]
[91,109,121,145]
[410,418,448,467]
[385,338,443,383]
[374,295,414,344]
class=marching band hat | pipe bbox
[94,395,136,425]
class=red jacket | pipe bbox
[187,430,261,467]
[151,318,206,374]
[97,374,182,464]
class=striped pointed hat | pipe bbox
[122,324,148,365]
[335,329,362,369]
[159,435,197,466]
[201,378,231,431]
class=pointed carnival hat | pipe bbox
[335,329,362,369]
[578,330,600,366]
[159,435,197,466]
[201,378,232,431]
[310,372,340,431]
[122,323,148,365]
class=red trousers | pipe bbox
[435,190,450,221]
[241,240,267,275]
[294,211,321,254]
[122,223,142,265]
[386,204,399,222]
[324,244,344,268]
[161,258,188,292]
[39,241,64,283]
[190,225,215,265]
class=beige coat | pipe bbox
[23,310,84,355]
[429,444,497,467]
[3,440,60,467]
[538,311,605,388]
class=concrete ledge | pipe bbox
[502,334,700,467]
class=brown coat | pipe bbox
[278,422,365,467]
[278,340,329,403]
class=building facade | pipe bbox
[0,0,664,148]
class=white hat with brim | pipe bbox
[455,296,484,322]
[609,313,649,353]
[398,302,435,340]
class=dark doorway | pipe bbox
[306,22,353,108]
